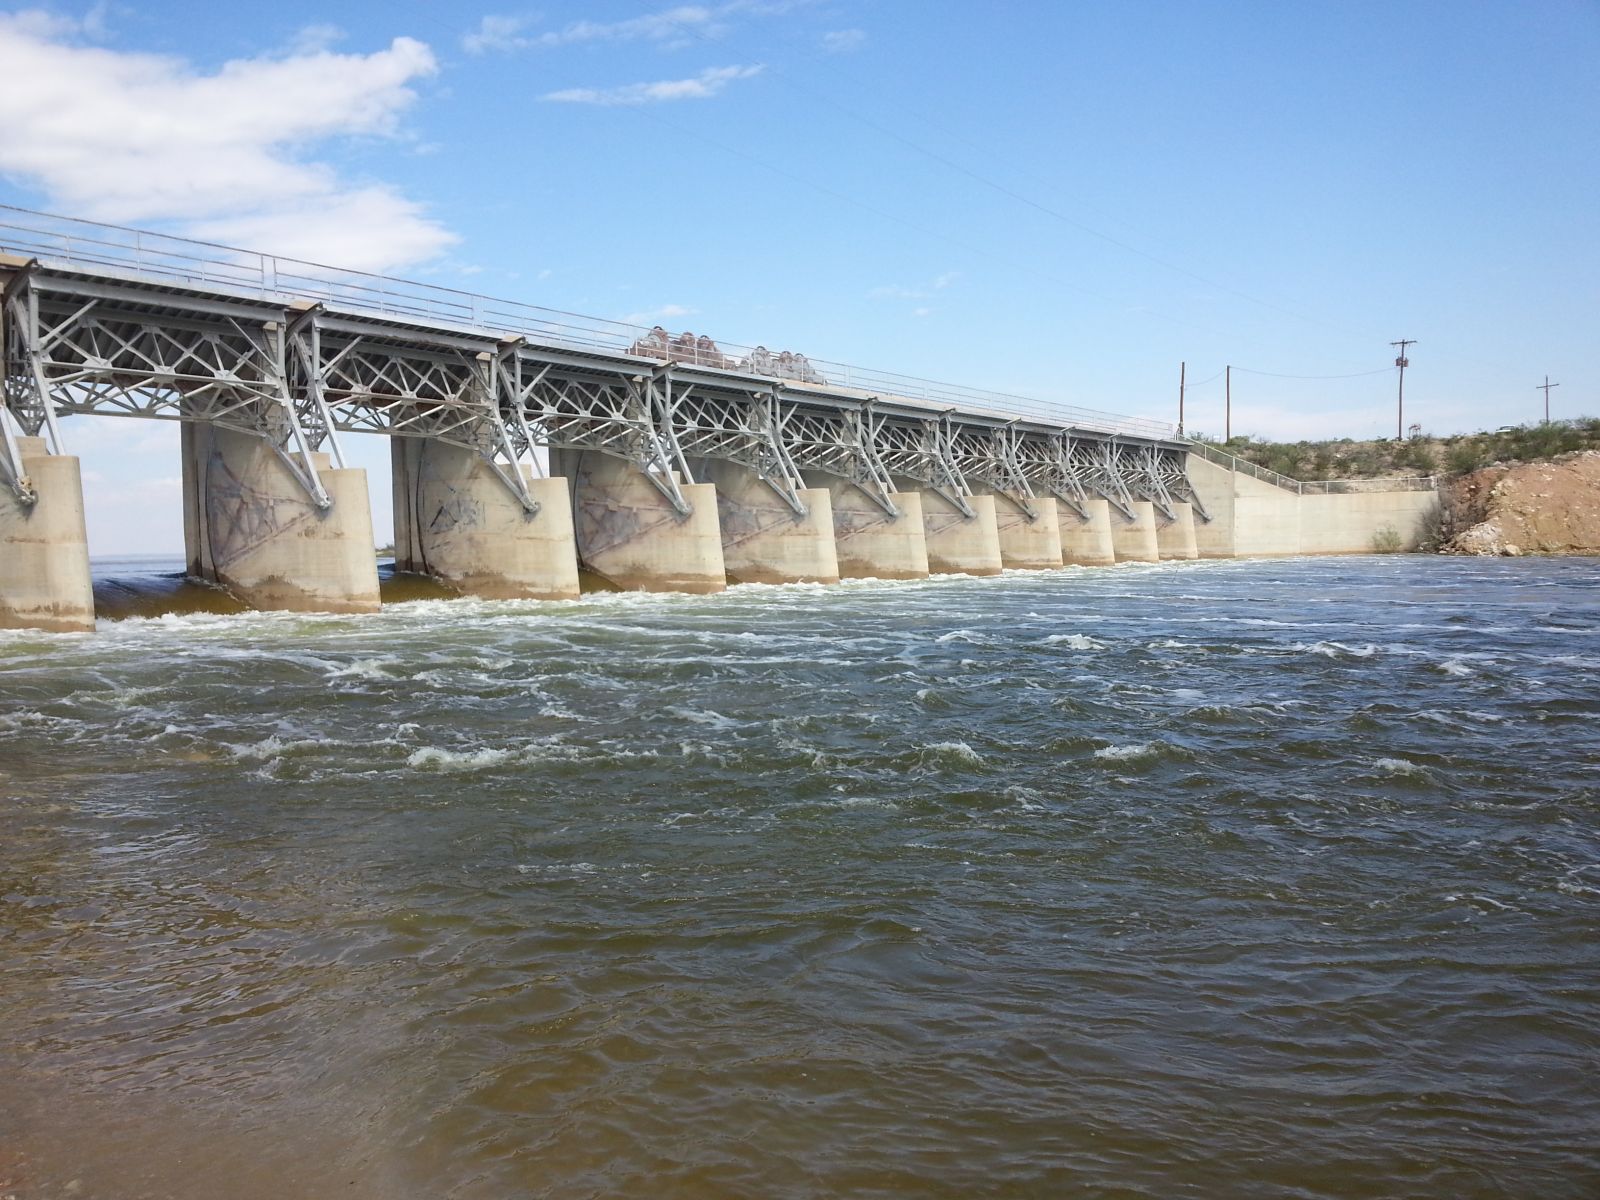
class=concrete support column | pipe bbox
[1059,497,1116,566]
[801,472,928,580]
[182,423,381,613]
[1155,501,1200,560]
[916,488,1003,576]
[988,493,1063,569]
[0,436,95,632]
[694,459,839,584]
[391,438,580,600]
[1110,500,1161,563]
[552,449,725,594]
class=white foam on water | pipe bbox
[1437,659,1474,677]
[326,657,403,682]
[936,629,990,645]
[1094,741,1159,762]
[1372,757,1430,777]
[1041,633,1105,650]
[1294,641,1379,659]
[919,740,984,769]
[227,734,343,761]
[406,745,518,771]
[665,706,741,729]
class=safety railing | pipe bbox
[0,205,1175,441]
[1185,440,1437,494]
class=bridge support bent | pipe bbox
[0,437,94,632]
[1059,498,1116,566]
[553,449,725,594]
[182,424,381,613]
[392,439,580,599]
[1110,500,1161,563]
[695,460,839,584]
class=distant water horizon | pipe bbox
[3,556,1597,1198]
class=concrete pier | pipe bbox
[695,460,840,584]
[1155,502,1200,560]
[391,438,580,600]
[182,424,381,613]
[1110,500,1161,563]
[1059,497,1117,566]
[553,449,726,593]
[0,437,95,632]
[918,489,1003,576]
[988,493,1063,569]
[802,473,929,580]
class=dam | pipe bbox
[0,207,1438,633]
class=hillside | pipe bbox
[1191,417,1600,482]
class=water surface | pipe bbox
[2,556,1597,1198]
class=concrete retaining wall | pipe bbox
[0,436,95,632]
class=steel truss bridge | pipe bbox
[0,206,1206,527]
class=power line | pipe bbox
[1231,365,1395,381]
[1537,375,1560,423]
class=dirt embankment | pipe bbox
[1440,450,1600,556]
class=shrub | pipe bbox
[1371,525,1403,553]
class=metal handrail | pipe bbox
[0,205,1175,440]
[1184,439,1437,494]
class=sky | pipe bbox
[0,0,1595,554]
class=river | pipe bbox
[2,556,1597,1199]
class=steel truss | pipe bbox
[1155,446,1210,521]
[779,400,900,517]
[1,266,334,507]
[871,412,976,518]
[1013,431,1092,520]
[289,310,536,514]
[658,375,808,516]
[947,422,1039,521]
[1074,437,1139,521]
[519,363,691,516]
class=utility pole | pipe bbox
[1537,375,1560,423]
[1178,361,1186,436]
[1390,339,1415,439]
[1225,365,1231,442]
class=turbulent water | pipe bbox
[2,556,1597,1199]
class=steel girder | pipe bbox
[871,411,976,518]
[288,310,537,514]
[947,421,1039,521]
[659,375,808,517]
[778,399,900,517]
[1014,431,1092,520]
[3,267,332,508]
[1123,443,1180,522]
[518,363,692,516]
[0,263,60,503]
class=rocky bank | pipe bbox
[1441,450,1600,556]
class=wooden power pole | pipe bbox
[1225,365,1231,442]
[1390,339,1415,438]
[1178,361,1186,435]
[1537,375,1560,423]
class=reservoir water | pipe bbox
[2,556,1597,1198]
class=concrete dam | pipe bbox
[0,208,1439,633]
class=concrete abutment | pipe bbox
[1155,502,1200,560]
[0,436,95,632]
[985,492,1064,569]
[802,472,929,580]
[181,424,381,613]
[1059,497,1117,566]
[694,459,840,584]
[551,449,726,594]
[391,438,579,600]
[1110,500,1161,563]
[916,488,1003,576]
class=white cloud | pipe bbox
[543,64,763,106]
[821,28,866,53]
[0,12,454,271]
[463,5,765,54]
[869,272,960,302]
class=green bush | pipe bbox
[1371,525,1403,553]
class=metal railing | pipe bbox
[0,205,1175,441]
[1186,440,1437,494]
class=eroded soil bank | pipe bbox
[1439,449,1600,555]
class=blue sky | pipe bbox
[0,1,1595,553]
